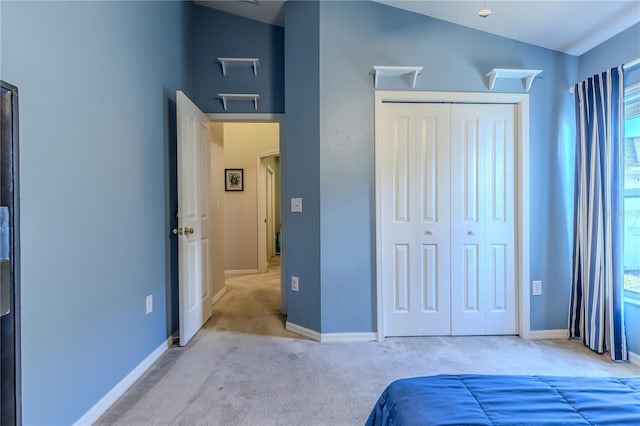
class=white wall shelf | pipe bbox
[371,66,423,89]
[218,57,259,76]
[486,68,542,92]
[218,93,260,111]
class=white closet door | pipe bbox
[380,103,452,336]
[450,104,516,335]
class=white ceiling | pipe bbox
[196,0,286,27]
[197,0,640,56]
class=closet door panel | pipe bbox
[381,103,451,336]
[451,106,487,335]
[485,105,516,334]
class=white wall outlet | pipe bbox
[291,276,299,292]
[146,294,153,314]
[532,280,542,296]
[291,197,302,213]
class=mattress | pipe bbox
[365,374,640,425]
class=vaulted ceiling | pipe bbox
[196,0,639,56]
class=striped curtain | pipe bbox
[569,66,627,361]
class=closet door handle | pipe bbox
[467,230,475,235]
[424,230,432,235]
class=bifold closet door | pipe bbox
[379,103,452,336]
[450,104,516,335]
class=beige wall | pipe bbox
[209,123,226,297]
[223,122,279,271]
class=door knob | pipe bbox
[467,230,475,235]
[172,227,183,236]
[185,227,195,235]
[424,230,432,235]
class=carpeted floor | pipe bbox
[97,259,640,425]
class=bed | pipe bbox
[366,374,640,425]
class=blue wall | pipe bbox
[1,1,635,422]
[1,1,193,423]
[283,1,322,331]
[577,23,640,355]
[578,22,640,81]
[192,5,284,113]
[286,0,577,333]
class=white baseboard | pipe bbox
[320,332,378,343]
[629,351,640,367]
[286,321,321,342]
[525,329,568,340]
[225,269,259,275]
[285,322,377,343]
[211,287,228,306]
[73,338,170,425]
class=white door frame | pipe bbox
[206,113,286,315]
[257,151,279,273]
[374,91,531,340]
[266,164,276,259]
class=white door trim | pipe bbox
[374,91,531,340]
[207,113,287,315]
[257,150,280,273]
[266,164,276,259]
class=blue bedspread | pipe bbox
[366,374,640,425]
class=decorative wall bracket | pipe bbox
[218,93,260,111]
[371,66,423,89]
[218,57,259,76]
[486,68,542,92]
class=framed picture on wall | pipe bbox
[225,168,244,191]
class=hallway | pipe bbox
[207,257,300,339]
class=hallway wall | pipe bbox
[210,123,226,299]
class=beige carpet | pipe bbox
[97,259,640,425]
[206,257,300,339]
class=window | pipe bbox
[624,79,640,294]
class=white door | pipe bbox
[266,165,276,260]
[176,91,213,346]
[380,103,452,336]
[379,102,516,337]
[450,104,516,335]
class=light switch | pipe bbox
[291,197,302,213]
[532,280,542,296]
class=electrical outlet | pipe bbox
[146,294,153,314]
[291,276,299,292]
[532,280,542,296]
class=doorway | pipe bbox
[207,115,286,314]
[258,152,280,273]
[170,99,286,344]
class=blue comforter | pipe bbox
[366,375,640,425]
